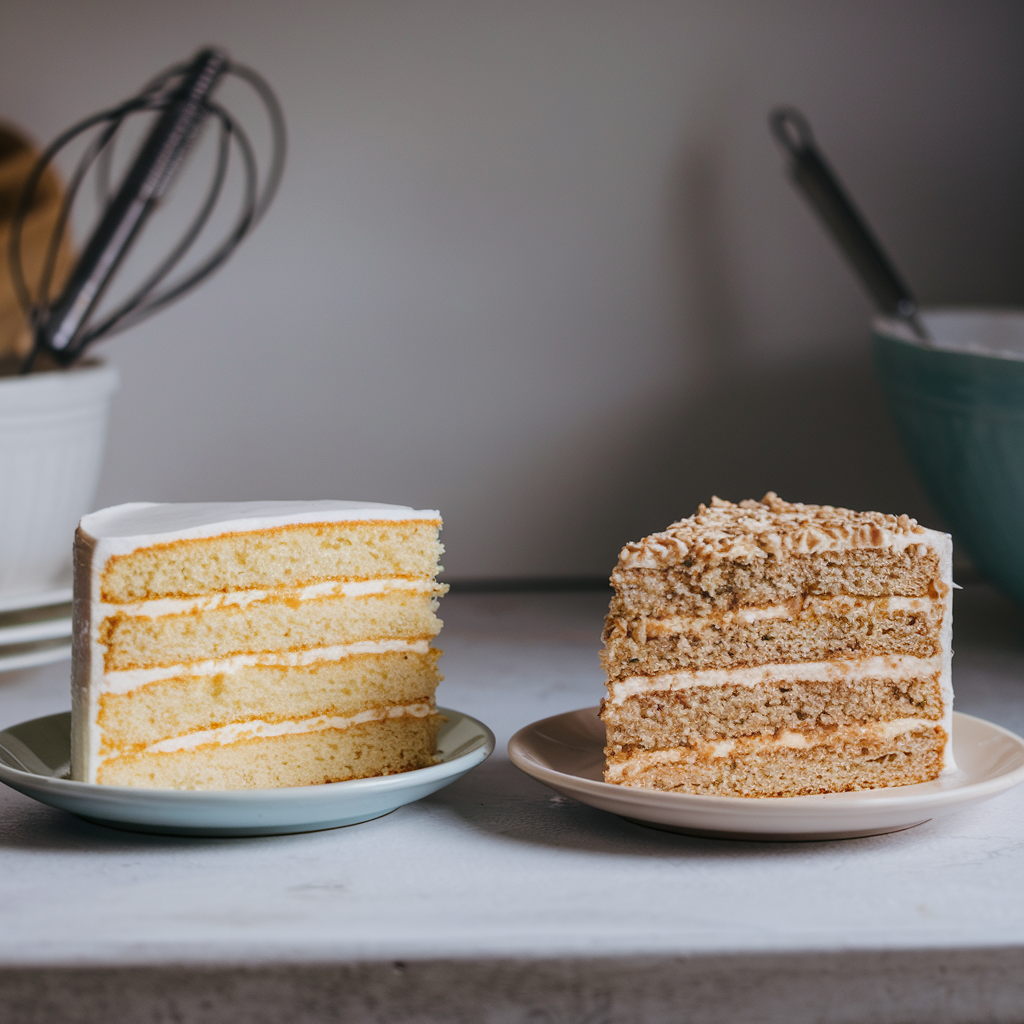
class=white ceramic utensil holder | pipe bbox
[0,363,118,595]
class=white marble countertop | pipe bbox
[1,585,1024,1020]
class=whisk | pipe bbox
[8,47,286,373]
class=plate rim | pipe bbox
[508,706,1024,812]
[0,705,495,804]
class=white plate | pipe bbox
[508,707,1024,841]
[0,638,72,673]
[0,707,494,837]
[0,585,72,615]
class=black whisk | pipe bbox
[9,47,286,372]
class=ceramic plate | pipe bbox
[0,707,494,837]
[508,707,1024,841]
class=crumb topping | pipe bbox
[618,493,930,570]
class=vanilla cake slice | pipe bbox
[71,501,446,789]
[600,494,954,797]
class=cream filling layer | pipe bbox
[705,717,937,758]
[607,654,942,705]
[98,638,433,695]
[642,595,936,637]
[102,576,436,620]
[608,717,941,770]
[100,701,436,761]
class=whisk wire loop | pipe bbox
[10,48,286,371]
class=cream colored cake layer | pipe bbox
[605,719,947,796]
[97,711,443,789]
[97,648,442,752]
[76,502,443,602]
[100,586,443,672]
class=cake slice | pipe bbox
[600,494,954,797]
[72,500,445,789]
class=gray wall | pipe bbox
[3,1,1023,579]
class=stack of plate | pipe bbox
[0,586,73,672]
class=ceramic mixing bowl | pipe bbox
[0,362,118,595]
[873,309,1024,603]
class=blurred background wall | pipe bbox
[2,0,1023,581]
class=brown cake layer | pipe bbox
[610,548,943,619]
[602,672,943,750]
[602,595,942,679]
[605,722,947,797]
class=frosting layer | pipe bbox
[100,638,433,694]
[81,500,440,547]
[607,655,943,704]
[133,701,435,757]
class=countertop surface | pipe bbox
[1,585,1023,969]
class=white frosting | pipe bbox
[100,638,432,694]
[79,500,439,552]
[936,530,955,770]
[103,576,435,621]
[608,654,944,704]
[100,701,435,762]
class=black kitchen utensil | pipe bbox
[769,106,930,343]
[9,47,286,372]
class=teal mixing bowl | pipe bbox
[873,309,1024,603]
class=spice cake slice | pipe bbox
[600,493,953,797]
[72,500,446,789]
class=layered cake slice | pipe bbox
[600,494,954,797]
[72,501,445,789]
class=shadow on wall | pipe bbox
[506,130,945,575]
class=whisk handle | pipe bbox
[769,106,929,342]
[37,48,228,364]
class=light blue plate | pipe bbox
[0,707,493,837]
